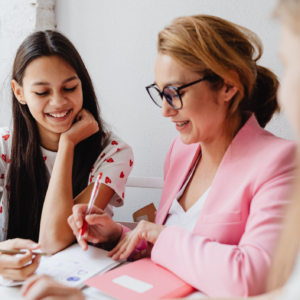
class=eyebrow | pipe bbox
[31,76,79,86]
[154,81,186,88]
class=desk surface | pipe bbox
[0,285,206,299]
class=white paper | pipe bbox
[36,244,120,287]
[112,275,153,293]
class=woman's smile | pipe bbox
[174,120,190,131]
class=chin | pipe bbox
[179,134,199,145]
[49,124,72,134]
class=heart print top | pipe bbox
[0,126,134,241]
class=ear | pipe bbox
[222,71,239,102]
[11,80,26,105]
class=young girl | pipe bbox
[0,30,133,279]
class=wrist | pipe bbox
[111,223,123,244]
[59,135,76,149]
[101,225,123,251]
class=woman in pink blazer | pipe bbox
[66,15,296,298]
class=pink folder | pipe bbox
[85,258,195,300]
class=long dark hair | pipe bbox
[7,30,107,242]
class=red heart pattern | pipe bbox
[5,185,10,192]
[90,175,94,183]
[111,141,118,145]
[0,206,2,213]
[43,156,47,162]
[100,153,105,159]
[130,160,133,167]
[117,148,120,152]
[0,174,4,179]
[2,154,6,162]
[106,158,114,163]
[8,159,10,163]
[120,172,124,178]
[122,192,124,199]
[105,177,111,184]
[90,166,94,173]
[2,134,10,141]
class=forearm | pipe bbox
[39,139,75,253]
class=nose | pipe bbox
[161,97,177,118]
[49,91,68,107]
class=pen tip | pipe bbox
[78,235,82,242]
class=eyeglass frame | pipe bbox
[145,76,210,110]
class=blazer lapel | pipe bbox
[155,142,201,225]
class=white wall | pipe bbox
[55,0,295,222]
[0,0,56,126]
[0,1,293,222]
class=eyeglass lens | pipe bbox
[148,86,181,109]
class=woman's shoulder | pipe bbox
[244,115,296,159]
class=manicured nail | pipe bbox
[32,243,39,248]
[76,221,81,228]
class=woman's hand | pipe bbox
[0,239,41,281]
[61,109,99,147]
[21,275,84,300]
[68,204,123,251]
[108,221,165,261]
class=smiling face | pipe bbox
[12,55,83,146]
[278,23,300,137]
[154,53,238,145]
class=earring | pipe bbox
[19,100,26,105]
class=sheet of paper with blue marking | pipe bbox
[36,243,121,288]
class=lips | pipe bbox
[176,121,189,127]
[173,120,190,132]
[45,109,72,122]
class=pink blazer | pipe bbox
[121,114,296,297]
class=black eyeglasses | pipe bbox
[145,76,209,110]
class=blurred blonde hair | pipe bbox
[158,15,279,128]
[268,0,300,291]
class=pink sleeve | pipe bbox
[151,145,296,297]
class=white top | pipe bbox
[277,249,300,299]
[164,158,210,232]
[0,126,134,241]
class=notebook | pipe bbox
[0,244,121,288]
[85,258,195,300]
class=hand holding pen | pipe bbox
[68,174,123,251]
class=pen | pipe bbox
[78,172,102,242]
[0,249,52,257]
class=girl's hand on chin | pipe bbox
[108,221,165,261]
[61,109,99,147]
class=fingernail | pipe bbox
[76,221,81,227]
[92,239,98,244]
[31,243,39,248]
